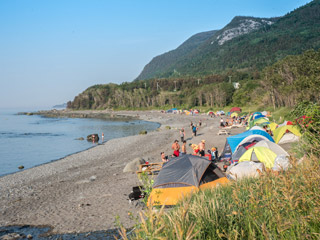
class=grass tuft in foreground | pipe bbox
[119,155,320,239]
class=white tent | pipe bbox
[250,126,266,131]
[254,140,289,156]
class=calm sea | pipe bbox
[0,108,160,177]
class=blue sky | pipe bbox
[0,0,312,108]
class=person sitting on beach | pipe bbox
[171,140,180,157]
[181,140,187,155]
[225,118,229,126]
[180,128,185,142]
[210,147,218,161]
[198,140,205,157]
[161,152,168,162]
[220,118,225,127]
[191,144,199,155]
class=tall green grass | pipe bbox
[119,156,320,239]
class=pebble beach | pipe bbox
[0,110,244,235]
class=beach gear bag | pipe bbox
[129,186,144,201]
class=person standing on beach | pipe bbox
[198,140,206,156]
[180,128,185,142]
[171,140,180,157]
[199,120,202,127]
[181,140,187,155]
[192,125,197,137]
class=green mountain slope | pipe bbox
[136,0,320,80]
[136,30,218,80]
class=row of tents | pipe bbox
[147,111,303,206]
[220,112,303,180]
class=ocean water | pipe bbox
[0,108,160,177]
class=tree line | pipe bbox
[68,49,320,110]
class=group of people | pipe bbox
[161,119,205,162]
[220,116,244,127]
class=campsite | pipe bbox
[1,0,320,239]
[119,104,319,239]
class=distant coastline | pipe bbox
[18,109,139,121]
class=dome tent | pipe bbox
[273,125,301,144]
[239,146,277,169]
[230,107,242,112]
[148,155,228,206]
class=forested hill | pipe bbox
[135,0,320,80]
[67,0,320,110]
[136,30,218,80]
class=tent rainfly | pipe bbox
[148,155,228,206]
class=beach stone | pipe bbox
[123,157,145,173]
[87,134,99,142]
[18,165,24,170]
[89,176,97,181]
[139,130,147,135]
[1,233,25,240]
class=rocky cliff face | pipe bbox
[212,17,274,45]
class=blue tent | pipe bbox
[254,114,266,120]
[226,130,274,153]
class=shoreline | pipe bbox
[0,110,244,234]
[0,110,160,178]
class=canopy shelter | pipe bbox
[273,125,302,144]
[148,155,228,206]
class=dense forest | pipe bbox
[68,0,320,110]
[68,49,320,110]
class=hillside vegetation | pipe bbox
[68,0,320,111]
[136,0,320,80]
[68,49,320,110]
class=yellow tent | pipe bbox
[273,125,301,144]
[231,112,238,118]
[239,146,277,169]
[268,122,278,132]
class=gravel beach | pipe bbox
[0,110,244,235]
